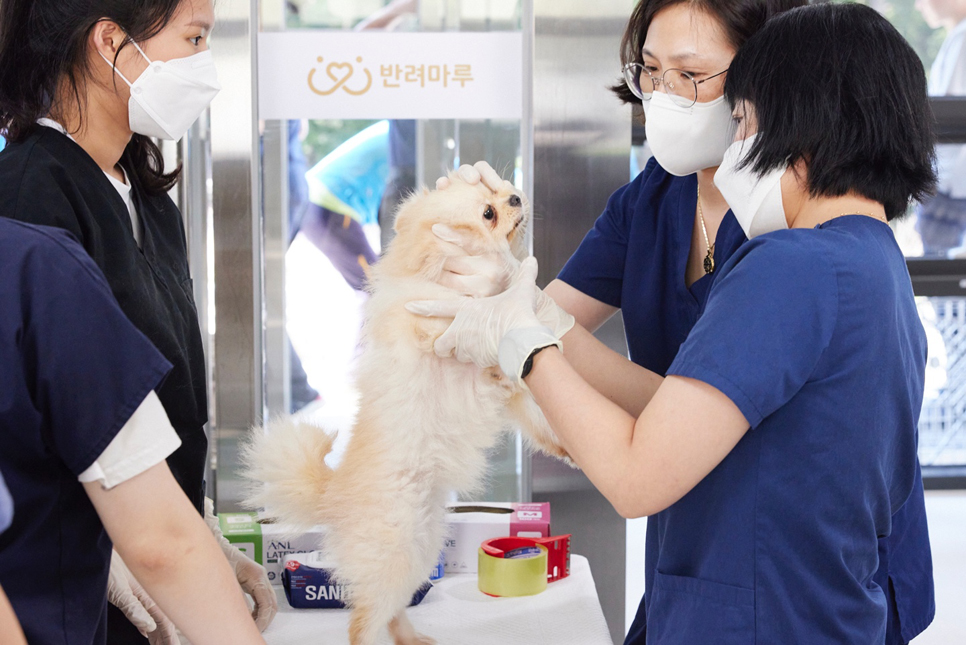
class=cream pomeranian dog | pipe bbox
[243,177,571,645]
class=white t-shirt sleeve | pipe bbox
[78,391,182,490]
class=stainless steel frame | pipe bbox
[530,2,634,642]
[208,0,263,511]
[177,116,217,497]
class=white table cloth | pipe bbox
[263,555,613,644]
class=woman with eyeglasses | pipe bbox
[416,2,935,642]
[433,1,934,643]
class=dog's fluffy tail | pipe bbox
[241,417,336,532]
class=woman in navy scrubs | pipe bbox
[0,218,265,643]
[415,3,935,641]
[0,0,274,640]
[441,1,935,642]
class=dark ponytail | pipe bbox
[610,0,809,104]
[0,0,185,195]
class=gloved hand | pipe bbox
[432,223,518,298]
[407,257,562,382]
[203,499,277,632]
[432,224,576,339]
[107,550,179,644]
[533,287,576,341]
[435,160,513,193]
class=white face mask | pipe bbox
[713,134,789,239]
[641,91,736,177]
[101,41,221,141]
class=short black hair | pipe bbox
[725,3,937,220]
[611,0,808,104]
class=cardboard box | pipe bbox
[443,503,551,574]
[218,513,326,585]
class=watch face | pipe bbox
[521,354,534,379]
[522,345,552,380]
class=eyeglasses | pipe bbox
[622,63,729,108]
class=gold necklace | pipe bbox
[697,185,715,274]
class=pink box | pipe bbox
[443,503,551,574]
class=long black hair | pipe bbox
[725,3,937,220]
[611,0,808,104]
[0,0,185,195]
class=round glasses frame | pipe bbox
[622,63,729,108]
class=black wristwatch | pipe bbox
[521,345,553,380]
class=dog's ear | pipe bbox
[392,190,424,235]
[391,184,435,235]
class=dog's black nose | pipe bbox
[509,195,522,208]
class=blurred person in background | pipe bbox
[916,0,966,254]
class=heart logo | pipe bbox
[327,62,353,85]
[308,58,373,96]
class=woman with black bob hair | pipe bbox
[432,0,934,642]
[0,0,275,642]
[721,3,936,222]
[413,2,935,641]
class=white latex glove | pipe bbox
[203,499,278,632]
[432,223,518,298]
[435,160,514,193]
[407,257,561,382]
[432,224,576,339]
[534,287,577,340]
[107,550,179,644]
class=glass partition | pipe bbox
[258,0,529,502]
[861,0,966,483]
[918,297,966,468]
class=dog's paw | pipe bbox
[395,635,436,645]
[389,614,437,645]
[538,440,576,465]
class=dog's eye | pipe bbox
[483,206,495,221]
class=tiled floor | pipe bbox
[913,490,966,643]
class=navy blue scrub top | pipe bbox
[0,126,208,514]
[0,219,172,645]
[0,472,11,535]
[659,217,925,643]
[558,158,934,643]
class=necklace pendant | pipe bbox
[703,249,715,275]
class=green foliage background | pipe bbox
[833,0,947,78]
[300,120,380,168]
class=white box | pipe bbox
[443,503,551,574]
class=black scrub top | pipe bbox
[0,125,208,514]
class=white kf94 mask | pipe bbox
[641,91,736,177]
[713,134,789,239]
[102,41,221,141]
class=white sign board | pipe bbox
[257,32,523,120]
